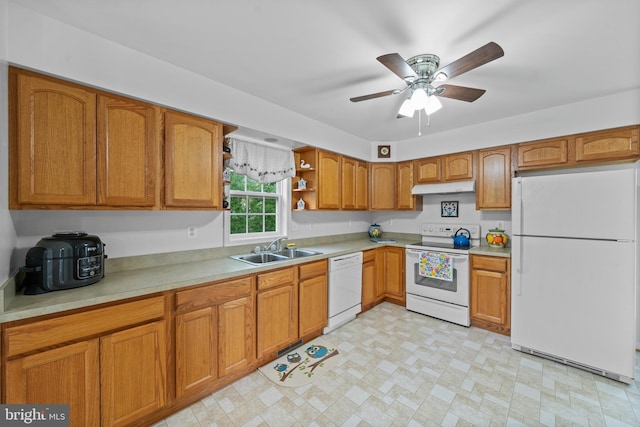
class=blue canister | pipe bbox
[368,223,382,238]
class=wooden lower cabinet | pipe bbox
[256,267,299,359]
[298,260,328,338]
[374,247,405,306]
[174,276,255,399]
[470,255,511,335]
[5,340,101,427]
[2,295,168,427]
[101,321,167,427]
[362,249,384,311]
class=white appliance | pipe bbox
[324,252,363,334]
[511,166,638,383]
[406,223,480,326]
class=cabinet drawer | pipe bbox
[4,295,166,357]
[363,249,376,264]
[299,260,327,281]
[176,276,253,311]
[472,255,508,272]
[257,267,297,291]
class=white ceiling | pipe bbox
[11,0,640,146]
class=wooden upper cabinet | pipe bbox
[369,163,396,210]
[477,147,512,210]
[341,156,368,210]
[164,110,223,209]
[575,125,639,163]
[516,137,570,169]
[414,157,442,183]
[444,152,474,181]
[397,160,420,210]
[12,68,97,206]
[317,150,341,209]
[97,95,159,207]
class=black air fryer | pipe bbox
[21,231,106,295]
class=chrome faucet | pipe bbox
[264,237,286,252]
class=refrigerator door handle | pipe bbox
[512,177,523,234]
[514,236,523,296]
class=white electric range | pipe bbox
[405,223,480,326]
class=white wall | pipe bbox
[0,0,18,282]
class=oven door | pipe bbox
[405,248,469,307]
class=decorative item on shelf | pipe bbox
[223,200,229,209]
[297,178,307,190]
[368,223,382,238]
[222,167,231,182]
[300,160,311,169]
[486,228,508,248]
[223,145,231,153]
[296,198,306,210]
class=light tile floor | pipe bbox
[154,302,640,426]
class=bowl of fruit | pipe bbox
[486,228,508,248]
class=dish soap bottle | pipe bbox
[296,198,305,210]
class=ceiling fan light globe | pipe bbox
[410,88,429,109]
[398,98,415,117]
[424,95,443,115]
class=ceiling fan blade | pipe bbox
[377,53,418,81]
[350,89,398,102]
[437,42,504,80]
[436,84,486,102]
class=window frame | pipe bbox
[223,173,290,247]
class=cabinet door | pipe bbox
[175,307,217,399]
[256,280,298,359]
[414,157,442,183]
[517,137,570,169]
[14,69,97,205]
[318,150,341,209]
[370,163,396,210]
[97,95,159,207]
[361,250,379,310]
[384,247,405,300]
[164,111,222,208]
[444,152,474,181]
[470,256,510,335]
[397,160,419,210]
[355,161,369,209]
[341,156,357,210]
[5,340,100,427]
[218,295,255,377]
[477,147,511,210]
[575,126,639,163]
[100,320,167,427]
[299,274,328,337]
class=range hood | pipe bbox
[411,180,475,195]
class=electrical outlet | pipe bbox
[187,226,197,238]
[498,221,504,229]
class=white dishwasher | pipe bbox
[323,252,363,334]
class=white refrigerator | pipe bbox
[511,166,638,383]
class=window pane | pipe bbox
[230,196,246,214]
[248,215,263,233]
[264,198,276,213]
[263,182,276,193]
[248,197,263,213]
[246,178,261,193]
[230,173,245,191]
[265,215,276,232]
[230,215,246,234]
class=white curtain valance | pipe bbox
[226,138,295,184]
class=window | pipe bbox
[227,170,288,241]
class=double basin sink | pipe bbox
[230,248,322,266]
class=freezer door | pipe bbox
[513,168,636,240]
[511,235,636,379]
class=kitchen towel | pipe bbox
[258,340,340,388]
[419,251,453,281]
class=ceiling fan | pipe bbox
[350,42,504,119]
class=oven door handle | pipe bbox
[406,249,468,261]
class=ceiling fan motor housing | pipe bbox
[406,54,440,80]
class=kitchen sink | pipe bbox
[272,249,322,258]
[230,249,322,265]
[230,252,289,265]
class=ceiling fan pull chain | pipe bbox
[418,109,422,136]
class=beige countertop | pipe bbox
[0,237,511,323]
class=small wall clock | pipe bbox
[377,145,390,158]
